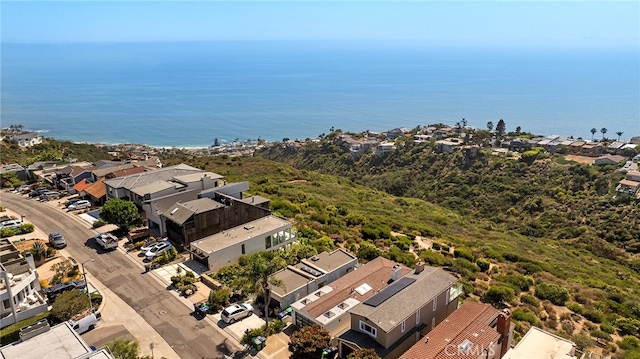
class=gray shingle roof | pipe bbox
[165,198,224,225]
[348,267,457,332]
[103,164,202,190]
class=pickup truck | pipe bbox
[95,233,119,250]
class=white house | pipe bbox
[190,215,297,271]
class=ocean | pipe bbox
[1,41,638,147]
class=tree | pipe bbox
[591,128,597,140]
[535,283,570,306]
[51,289,90,322]
[515,126,521,135]
[487,121,494,132]
[496,119,506,137]
[100,198,141,231]
[600,127,607,140]
[617,131,623,141]
[461,118,467,127]
[289,325,331,359]
[348,348,381,359]
[213,138,220,146]
[105,338,141,359]
[237,252,286,322]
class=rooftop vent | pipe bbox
[170,208,179,215]
[458,339,473,353]
[244,225,254,230]
[310,256,320,261]
[300,265,323,277]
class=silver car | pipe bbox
[221,303,253,324]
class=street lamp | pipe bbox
[81,259,96,313]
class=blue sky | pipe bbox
[1,1,638,47]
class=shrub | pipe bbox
[535,283,570,306]
[482,285,515,306]
[92,219,107,229]
[476,258,490,272]
[420,250,446,266]
[16,223,34,234]
[512,309,538,325]
[589,329,611,341]
[241,319,287,344]
[583,309,605,324]
[454,248,474,261]
[520,294,539,306]
[615,317,640,336]
[567,302,584,315]
[600,322,615,334]
[0,228,15,238]
[496,274,534,294]
[347,348,381,359]
[618,336,640,351]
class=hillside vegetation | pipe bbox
[0,138,112,165]
[163,151,640,357]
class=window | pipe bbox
[431,317,436,329]
[446,289,450,304]
[241,244,245,254]
[433,296,437,311]
[416,309,420,324]
[359,321,377,338]
[401,320,406,333]
[265,236,272,249]
[2,299,9,309]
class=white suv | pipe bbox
[221,303,253,324]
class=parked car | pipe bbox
[140,239,170,252]
[0,220,23,230]
[221,303,254,324]
[144,241,173,259]
[68,200,91,210]
[64,198,82,207]
[28,188,49,198]
[48,232,67,249]
[39,191,61,201]
[44,280,85,301]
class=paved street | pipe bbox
[0,192,247,359]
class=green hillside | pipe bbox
[164,152,640,358]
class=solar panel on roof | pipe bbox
[363,277,415,307]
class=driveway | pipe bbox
[1,192,246,359]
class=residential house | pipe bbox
[189,215,297,272]
[291,258,411,337]
[162,186,271,247]
[503,326,584,359]
[616,171,640,198]
[104,164,222,205]
[9,132,42,147]
[52,164,95,193]
[0,320,114,359]
[386,128,409,140]
[0,239,48,329]
[399,302,514,359]
[630,136,640,145]
[337,264,463,359]
[0,164,29,183]
[607,141,626,154]
[375,142,396,157]
[507,138,533,152]
[569,141,586,154]
[592,154,626,166]
[349,140,379,160]
[90,159,158,182]
[142,189,200,237]
[433,127,453,139]
[413,135,432,144]
[581,143,604,157]
[436,139,463,153]
[84,178,107,206]
[271,249,357,309]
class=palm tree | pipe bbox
[601,128,607,140]
[590,128,597,140]
[239,252,286,322]
[616,131,623,141]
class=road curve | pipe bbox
[0,192,241,359]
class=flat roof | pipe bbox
[0,322,92,359]
[301,249,356,273]
[191,215,291,254]
[104,164,202,190]
[349,267,457,332]
[271,268,313,297]
[503,326,577,359]
[131,180,178,196]
[173,172,223,183]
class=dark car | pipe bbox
[28,188,49,198]
[44,280,86,301]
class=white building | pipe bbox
[0,239,48,329]
[190,215,297,271]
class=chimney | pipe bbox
[414,261,425,274]
[390,264,402,282]
[497,309,512,357]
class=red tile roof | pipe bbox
[399,302,505,359]
[84,178,106,199]
[73,179,92,193]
